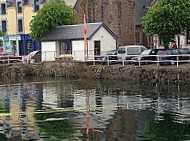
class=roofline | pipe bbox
[73,0,80,9]
[88,23,118,39]
[41,38,86,42]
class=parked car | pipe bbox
[23,50,41,63]
[117,45,147,63]
[177,48,190,61]
[95,50,118,64]
[132,48,190,65]
[0,52,22,63]
[158,48,190,65]
[131,49,155,65]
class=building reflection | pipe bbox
[0,84,42,140]
[0,80,190,140]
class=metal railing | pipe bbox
[0,55,22,64]
[85,54,190,67]
[41,50,190,67]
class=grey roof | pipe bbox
[135,0,153,26]
[40,22,118,41]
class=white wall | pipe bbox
[41,41,57,61]
[72,40,85,61]
[177,35,186,48]
[88,26,116,56]
[42,26,117,61]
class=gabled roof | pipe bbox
[64,0,77,8]
[40,22,118,41]
[135,0,153,26]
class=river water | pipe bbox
[0,77,190,141]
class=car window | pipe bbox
[118,48,125,54]
[141,47,146,52]
[29,51,38,56]
[179,49,189,54]
[127,47,140,55]
[171,49,179,55]
[141,50,151,55]
[157,50,165,55]
[167,50,173,55]
[107,50,116,55]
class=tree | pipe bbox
[0,30,5,37]
[142,0,190,48]
[30,0,77,42]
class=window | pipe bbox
[18,19,23,32]
[108,15,112,24]
[59,41,72,54]
[1,3,6,15]
[1,20,7,33]
[34,0,40,12]
[17,1,22,13]
[127,47,140,55]
[136,31,140,43]
[187,31,190,44]
[118,48,125,54]
[94,41,100,55]
[27,40,33,53]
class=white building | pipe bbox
[40,22,117,61]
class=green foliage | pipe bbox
[142,0,190,48]
[145,112,190,141]
[0,31,5,37]
[34,112,77,140]
[30,0,77,42]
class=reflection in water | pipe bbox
[145,112,190,141]
[0,78,189,140]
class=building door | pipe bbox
[94,41,101,55]
[19,40,24,55]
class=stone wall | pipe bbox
[74,0,135,47]
[1,62,190,84]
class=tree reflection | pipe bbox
[34,112,77,140]
[0,133,7,141]
[145,111,190,141]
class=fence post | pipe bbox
[45,52,46,61]
[157,55,159,67]
[8,56,10,64]
[177,56,179,68]
[74,51,75,60]
[138,59,141,67]
[107,56,109,66]
[122,56,125,66]
[54,51,56,60]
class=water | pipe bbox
[0,78,190,141]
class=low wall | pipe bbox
[1,62,190,84]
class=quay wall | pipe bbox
[1,62,190,84]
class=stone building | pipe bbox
[135,0,154,48]
[74,0,136,47]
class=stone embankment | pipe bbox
[1,62,190,84]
